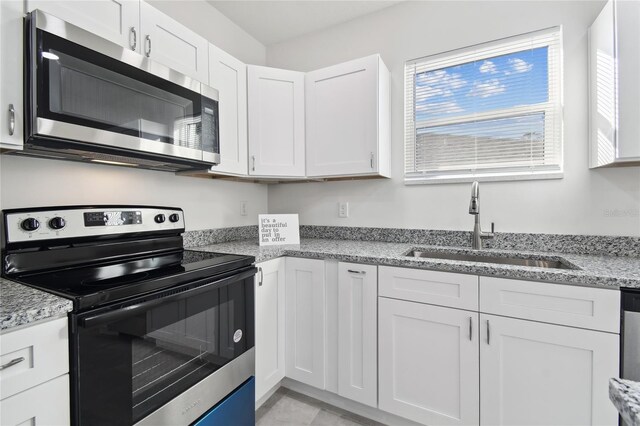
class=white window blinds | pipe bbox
[404,27,563,183]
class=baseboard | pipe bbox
[280,378,422,426]
[255,379,283,410]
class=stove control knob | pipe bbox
[154,214,166,224]
[169,213,180,223]
[21,218,40,232]
[49,217,66,230]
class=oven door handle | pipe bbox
[78,267,257,328]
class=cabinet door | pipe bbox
[255,258,286,402]
[0,374,70,426]
[285,258,325,389]
[379,298,480,426]
[208,44,248,176]
[247,66,305,177]
[0,0,24,149]
[26,0,140,51]
[615,0,640,161]
[480,314,619,426]
[140,1,208,82]
[306,54,389,177]
[338,263,377,407]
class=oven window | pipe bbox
[74,276,254,425]
[37,29,203,150]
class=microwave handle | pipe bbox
[79,267,257,328]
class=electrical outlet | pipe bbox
[240,201,248,216]
[338,202,349,218]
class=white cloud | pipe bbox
[508,58,533,73]
[416,70,467,98]
[479,60,497,74]
[416,100,464,114]
[469,78,506,98]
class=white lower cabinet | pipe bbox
[379,297,480,426]
[285,258,326,389]
[337,263,377,408]
[480,313,620,426]
[0,317,70,425]
[255,258,286,402]
[0,374,70,426]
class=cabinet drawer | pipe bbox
[0,374,70,425]
[0,317,69,400]
[379,266,478,310]
[479,277,620,333]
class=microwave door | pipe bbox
[26,11,219,168]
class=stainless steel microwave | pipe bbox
[22,10,220,172]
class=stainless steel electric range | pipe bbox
[1,206,256,426]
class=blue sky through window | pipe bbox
[415,46,549,124]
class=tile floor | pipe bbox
[255,387,385,426]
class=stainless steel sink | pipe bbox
[406,250,578,270]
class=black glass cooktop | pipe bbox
[7,250,254,311]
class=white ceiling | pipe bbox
[207,0,403,45]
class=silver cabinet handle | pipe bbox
[370,152,374,169]
[347,269,366,274]
[145,35,151,57]
[486,319,491,345]
[130,27,137,50]
[0,357,25,370]
[8,104,15,136]
[252,155,256,172]
[258,267,263,286]
[469,317,473,341]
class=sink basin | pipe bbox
[406,249,579,270]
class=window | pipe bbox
[404,27,563,184]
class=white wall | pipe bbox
[266,0,640,237]
[0,0,269,231]
[0,156,267,230]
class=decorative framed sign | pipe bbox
[258,214,300,246]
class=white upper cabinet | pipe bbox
[247,65,306,177]
[305,54,390,178]
[208,44,248,176]
[480,314,619,426]
[0,0,23,149]
[26,0,140,52]
[140,1,208,83]
[589,0,640,167]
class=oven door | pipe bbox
[72,267,255,426]
[26,10,220,166]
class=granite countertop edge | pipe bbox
[1,278,73,332]
[610,378,640,426]
[3,237,638,332]
[187,238,640,289]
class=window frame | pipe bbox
[404,27,564,185]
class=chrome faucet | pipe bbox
[468,181,495,250]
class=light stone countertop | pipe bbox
[3,237,638,332]
[188,238,640,289]
[610,378,640,426]
[1,277,72,332]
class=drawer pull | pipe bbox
[258,267,263,286]
[469,317,473,341]
[0,357,25,370]
[347,269,366,275]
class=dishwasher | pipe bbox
[622,288,640,381]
